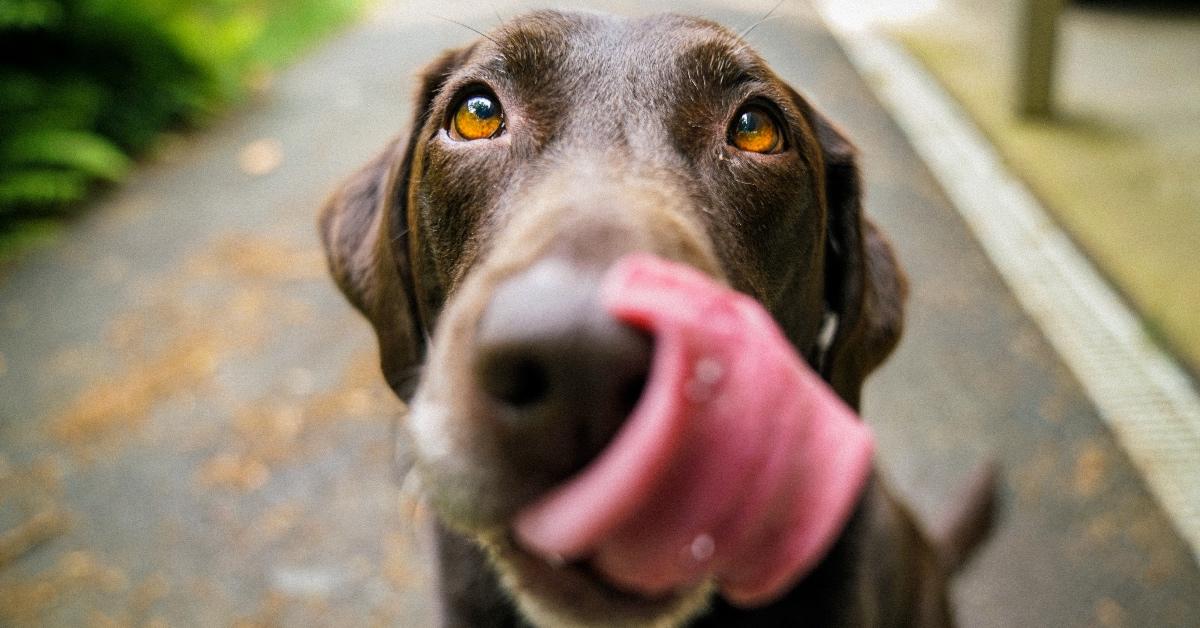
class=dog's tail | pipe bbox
[929,460,999,572]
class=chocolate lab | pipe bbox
[319,10,994,627]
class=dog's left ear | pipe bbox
[797,98,908,410]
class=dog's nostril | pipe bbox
[472,259,655,482]
[481,352,552,408]
[618,368,649,416]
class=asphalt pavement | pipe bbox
[1,1,1197,625]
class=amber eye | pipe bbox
[452,94,504,140]
[729,106,783,154]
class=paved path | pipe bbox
[1,1,1197,625]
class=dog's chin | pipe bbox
[476,531,714,628]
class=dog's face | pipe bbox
[320,10,904,627]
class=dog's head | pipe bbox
[320,10,905,626]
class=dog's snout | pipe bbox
[473,260,652,479]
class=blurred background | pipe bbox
[0,0,1197,625]
[871,0,1200,381]
[0,0,363,259]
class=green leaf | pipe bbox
[0,129,131,181]
[0,0,62,29]
[0,169,91,213]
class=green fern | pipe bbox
[1,129,130,181]
[0,0,63,29]
[0,0,366,256]
[0,169,90,213]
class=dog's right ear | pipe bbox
[805,107,908,410]
[318,48,471,399]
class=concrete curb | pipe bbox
[815,3,1200,567]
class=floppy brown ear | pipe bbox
[807,108,908,410]
[318,48,471,399]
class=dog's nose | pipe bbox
[473,259,652,481]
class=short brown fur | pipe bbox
[319,11,993,627]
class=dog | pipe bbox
[319,10,994,627]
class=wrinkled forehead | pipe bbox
[455,11,777,101]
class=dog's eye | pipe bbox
[452,94,504,141]
[729,107,783,154]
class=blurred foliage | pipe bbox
[0,0,364,257]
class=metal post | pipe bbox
[1017,0,1066,118]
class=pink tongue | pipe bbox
[513,253,874,607]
